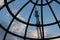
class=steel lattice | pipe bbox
[0,0,60,40]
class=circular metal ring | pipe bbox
[31,0,53,6]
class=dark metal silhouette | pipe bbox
[0,0,60,40]
[35,8,41,39]
[35,7,44,39]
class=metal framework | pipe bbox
[0,0,60,40]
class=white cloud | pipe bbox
[8,19,49,40]
[27,29,47,38]
[0,0,4,6]
[0,13,60,40]
[7,13,47,40]
[17,14,25,21]
[27,30,38,38]
[52,38,60,40]
[10,21,26,34]
[6,14,26,40]
[0,9,60,40]
[10,13,26,34]
[0,12,26,40]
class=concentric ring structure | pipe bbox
[0,0,60,40]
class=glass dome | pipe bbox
[0,0,60,40]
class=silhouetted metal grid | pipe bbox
[0,0,60,40]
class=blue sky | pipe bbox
[0,0,60,40]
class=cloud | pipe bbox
[52,38,60,40]
[10,20,26,35]
[0,0,4,6]
[27,30,38,38]
[5,13,47,40]
[17,14,25,21]
[0,9,60,40]
[0,0,11,7]
[0,12,60,40]
[6,14,26,40]
[9,13,26,34]
[0,11,26,40]
[27,28,47,38]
